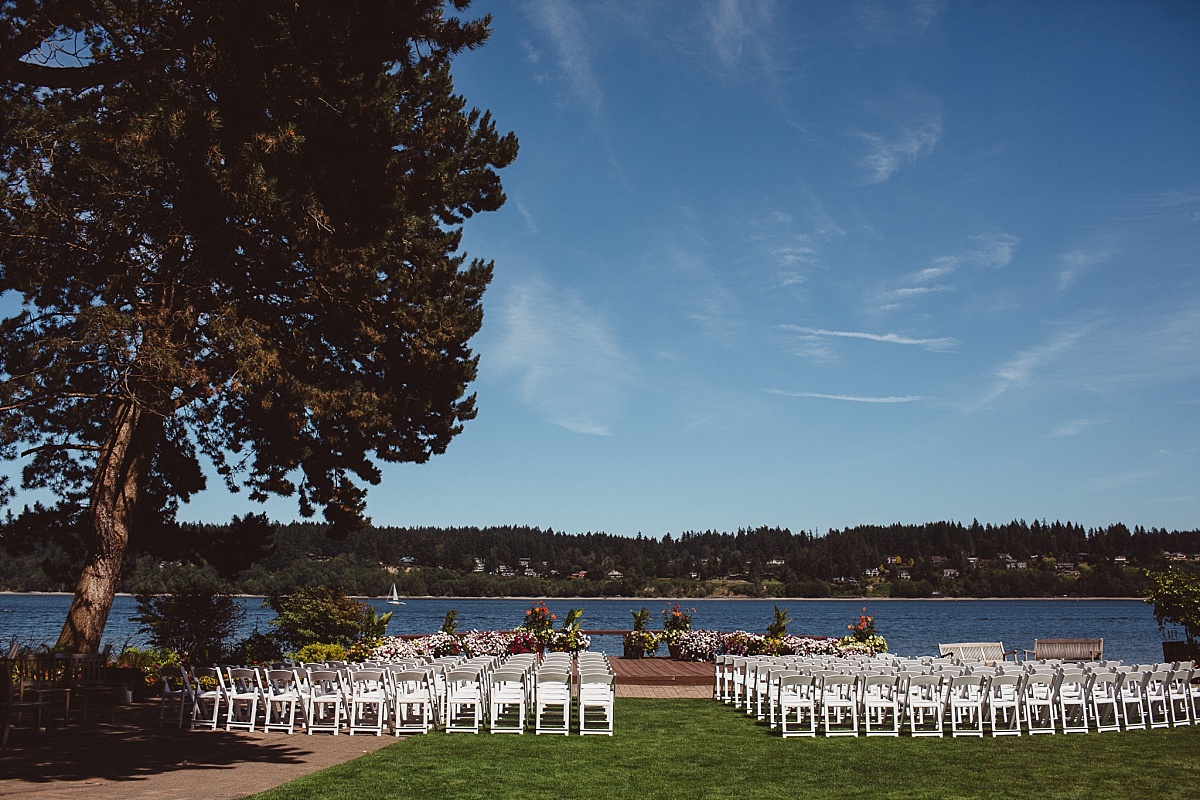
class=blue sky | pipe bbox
[8,1,1200,536]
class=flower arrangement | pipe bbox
[457,629,516,657]
[674,630,841,661]
[368,629,552,661]
[518,600,557,645]
[837,607,888,655]
[677,629,726,661]
[660,603,694,645]
[506,630,541,655]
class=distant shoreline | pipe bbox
[1,591,1145,602]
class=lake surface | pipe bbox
[0,594,1175,665]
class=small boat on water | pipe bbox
[387,584,405,605]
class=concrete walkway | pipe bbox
[1,687,709,800]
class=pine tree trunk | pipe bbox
[56,401,159,653]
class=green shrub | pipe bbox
[132,577,244,664]
[266,586,378,649]
[228,629,286,665]
[294,642,348,663]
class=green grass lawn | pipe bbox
[248,699,1200,800]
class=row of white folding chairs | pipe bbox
[167,663,442,736]
[477,651,615,735]
[719,653,1197,730]
[714,657,1198,738]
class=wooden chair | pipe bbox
[939,642,1015,662]
[17,654,71,728]
[1023,638,1103,662]
[2,658,50,749]
[67,654,116,724]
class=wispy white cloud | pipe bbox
[1057,248,1109,291]
[766,389,922,403]
[704,0,777,71]
[781,325,957,351]
[969,232,1019,269]
[525,0,602,117]
[514,197,539,235]
[874,233,1018,311]
[488,278,635,435]
[1052,418,1103,437]
[980,328,1088,405]
[855,0,946,41]
[856,115,942,183]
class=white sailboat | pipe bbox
[387,584,405,605]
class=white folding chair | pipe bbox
[1056,669,1089,734]
[986,673,1022,736]
[1117,670,1149,730]
[820,674,859,737]
[223,667,263,732]
[904,674,944,737]
[262,669,303,734]
[305,669,345,735]
[1021,671,1058,735]
[188,666,224,730]
[1087,671,1122,732]
[577,672,615,736]
[860,674,900,736]
[534,671,571,735]
[488,669,528,734]
[387,668,435,735]
[777,674,818,737]
[947,674,987,737]
[1166,665,1193,726]
[157,665,191,728]
[347,668,387,736]
[445,668,484,734]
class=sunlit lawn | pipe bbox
[247,699,1200,800]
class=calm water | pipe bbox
[0,594,1174,665]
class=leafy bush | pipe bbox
[227,629,285,665]
[132,578,244,664]
[1145,567,1200,645]
[266,586,378,649]
[294,642,349,663]
[113,646,180,688]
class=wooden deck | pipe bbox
[610,657,713,686]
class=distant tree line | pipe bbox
[3,516,1196,599]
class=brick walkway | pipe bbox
[0,702,397,800]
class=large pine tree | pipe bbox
[0,0,517,651]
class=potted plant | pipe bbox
[1144,568,1200,662]
[623,607,658,658]
[660,603,694,659]
[547,608,590,653]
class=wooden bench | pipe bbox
[938,642,1014,662]
[1023,638,1104,662]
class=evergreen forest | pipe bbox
[3,517,1197,599]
